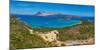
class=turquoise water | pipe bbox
[16,15,81,28]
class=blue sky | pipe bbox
[10,1,94,17]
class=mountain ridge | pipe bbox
[34,11,80,18]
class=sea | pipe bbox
[14,15,94,28]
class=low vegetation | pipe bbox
[10,16,94,49]
[10,16,46,50]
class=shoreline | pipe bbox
[29,21,82,29]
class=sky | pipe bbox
[10,0,95,6]
[10,1,94,17]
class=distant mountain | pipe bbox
[34,11,61,16]
[34,11,80,19]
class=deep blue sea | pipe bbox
[15,15,94,28]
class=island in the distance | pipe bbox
[10,1,94,50]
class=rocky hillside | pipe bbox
[10,15,94,50]
[10,16,47,50]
